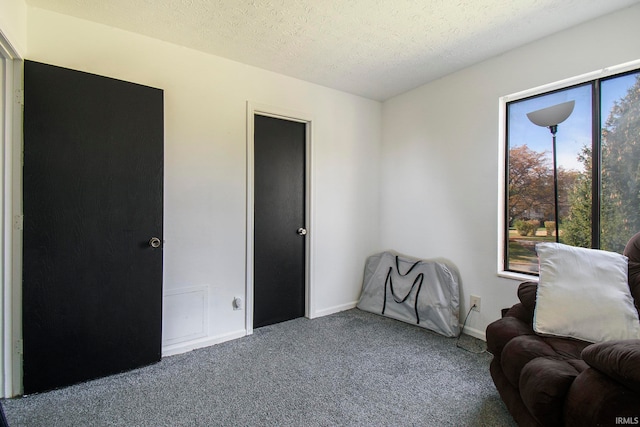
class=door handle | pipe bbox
[149,237,162,248]
[297,228,307,236]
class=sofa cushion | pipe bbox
[520,357,587,427]
[486,314,535,358]
[534,243,640,343]
[582,339,640,393]
[500,334,557,388]
[544,336,591,359]
[564,367,640,427]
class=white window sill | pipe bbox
[498,270,539,283]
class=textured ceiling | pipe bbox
[25,0,640,100]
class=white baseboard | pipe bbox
[310,301,358,319]
[161,329,246,357]
[461,324,486,341]
[160,308,486,358]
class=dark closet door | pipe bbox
[22,61,164,394]
[253,115,306,328]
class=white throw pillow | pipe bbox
[533,242,640,343]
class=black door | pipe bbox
[253,115,306,328]
[22,61,164,394]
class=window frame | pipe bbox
[498,59,640,280]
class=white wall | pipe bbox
[381,4,640,339]
[26,7,381,355]
[0,0,26,56]
[20,1,640,364]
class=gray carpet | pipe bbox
[2,309,515,426]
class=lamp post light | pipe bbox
[526,100,575,243]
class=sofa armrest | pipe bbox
[486,314,536,358]
[517,281,537,315]
[485,282,538,358]
[497,282,537,326]
[581,339,640,393]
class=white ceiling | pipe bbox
[26,0,640,101]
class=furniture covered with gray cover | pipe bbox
[357,251,460,337]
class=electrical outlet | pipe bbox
[470,295,481,312]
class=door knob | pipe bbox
[149,237,162,248]
[297,228,307,236]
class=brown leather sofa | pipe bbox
[486,233,640,426]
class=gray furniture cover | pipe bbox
[357,251,460,337]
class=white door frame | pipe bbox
[0,29,23,398]
[245,102,314,335]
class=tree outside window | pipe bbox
[505,71,640,274]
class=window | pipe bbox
[503,65,640,275]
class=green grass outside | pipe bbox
[508,228,556,272]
